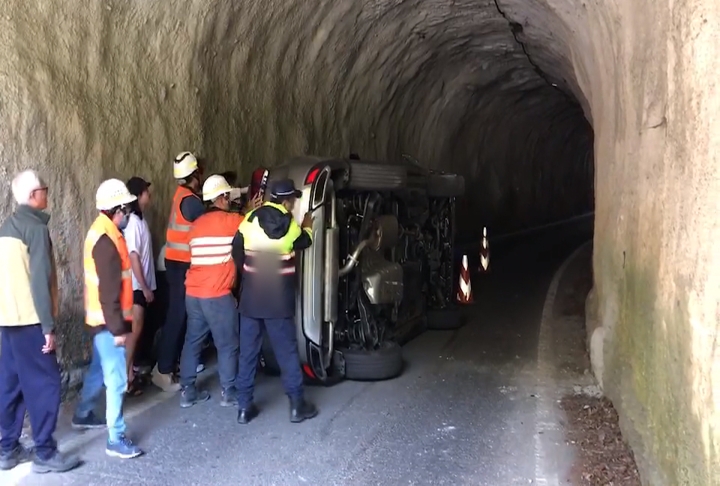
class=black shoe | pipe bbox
[237,403,259,424]
[32,450,81,474]
[180,385,210,408]
[289,398,318,423]
[220,387,238,408]
[0,444,32,470]
[71,411,106,430]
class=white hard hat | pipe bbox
[96,179,137,211]
[202,174,234,202]
[173,151,199,179]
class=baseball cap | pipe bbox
[270,179,302,200]
[126,177,151,197]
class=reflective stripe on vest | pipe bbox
[165,186,198,262]
[238,202,301,275]
[190,235,234,266]
[83,214,134,326]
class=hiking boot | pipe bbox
[289,397,318,423]
[152,365,181,392]
[71,411,106,430]
[0,444,32,470]
[32,450,81,473]
[220,387,238,407]
[106,435,143,459]
[180,385,210,408]
[237,403,259,425]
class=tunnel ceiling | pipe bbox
[197,0,596,237]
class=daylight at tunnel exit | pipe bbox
[0,1,718,485]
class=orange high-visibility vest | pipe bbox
[83,214,133,326]
[165,186,200,263]
[185,210,244,299]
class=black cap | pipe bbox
[126,177,151,197]
[270,179,302,200]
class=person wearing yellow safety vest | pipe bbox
[232,179,318,424]
[153,151,205,392]
[71,179,143,460]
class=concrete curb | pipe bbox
[533,239,593,486]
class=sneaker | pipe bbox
[151,365,181,392]
[289,397,318,423]
[180,385,210,408]
[220,387,238,407]
[32,450,81,473]
[71,411,106,430]
[196,363,206,373]
[106,435,143,459]
[133,365,152,376]
[0,444,32,471]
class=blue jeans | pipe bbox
[75,330,127,443]
[180,294,239,389]
[236,316,303,409]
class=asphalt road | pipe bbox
[8,223,592,486]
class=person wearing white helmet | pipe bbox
[153,151,206,392]
[176,174,253,408]
[72,179,143,459]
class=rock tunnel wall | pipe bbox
[0,0,718,483]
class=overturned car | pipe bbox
[259,156,465,384]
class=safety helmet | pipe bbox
[202,174,234,202]
[173,151,199,179]
[96,178,137,211]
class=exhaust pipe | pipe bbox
[338,239,371,278]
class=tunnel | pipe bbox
[0,0,719,484]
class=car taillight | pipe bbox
[302,363,316,380]
[305,167,320,185]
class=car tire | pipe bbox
[342,341,404,381]
[426,306,464,331]
[427,173,465,197]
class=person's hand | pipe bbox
[301,212,313,229]
[42,334,56,354]
[246,193,263,211]
[114,335,127,347]
[143,288,155,304]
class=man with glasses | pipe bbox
[71,179,143,459]
[0,170,80,473]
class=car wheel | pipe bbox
[427,173,464,197]
[426,306,464,331]
[342,341,403,381]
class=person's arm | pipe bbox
[291,214,313,251]
[179,195,206,223]
[26,225,55,335]
[92,235,127,336]
[231,231,245,300]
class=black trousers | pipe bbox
[0,325,60,460]
[156,259,189,374]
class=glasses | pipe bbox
[117,205,131,215]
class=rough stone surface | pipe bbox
[0,0,717,484]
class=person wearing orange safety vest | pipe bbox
[72,179,143,460]
[153,151,205,392]
[176,175,259,409]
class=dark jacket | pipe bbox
[231,203,312,318]
[0,205,58,334]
